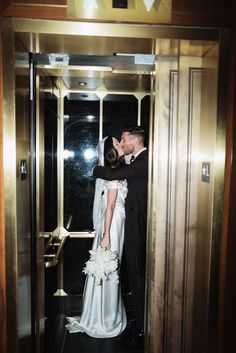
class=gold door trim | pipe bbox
[13,18,219,41]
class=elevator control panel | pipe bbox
[201,162,210,183]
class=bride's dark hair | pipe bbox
[104,136,119,168]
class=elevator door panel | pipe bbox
[16,73,31,353]
[147,41,220,353]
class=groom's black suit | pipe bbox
[93,149,148,331]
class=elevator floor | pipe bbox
[63,328,144,353]
[46,295,144,353]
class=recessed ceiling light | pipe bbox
[79,81,87,87]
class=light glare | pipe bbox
[84,148,95,160]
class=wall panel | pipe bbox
[1,0,234,27]
[172,0,233,26]
[219,18,236,353]
[1,0,67,19]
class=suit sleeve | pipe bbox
[93,157,148,180]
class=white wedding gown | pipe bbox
[66,180,127,338]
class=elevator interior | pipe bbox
[2,19,227,353]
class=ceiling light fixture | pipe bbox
[73,66,112,72]
[79,81,87,87]
[84,0,98,9]
[143,0,155,11]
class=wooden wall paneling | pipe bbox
[1,0,67,19]
[218,11,236,353]
[172,0,234,27]
[11,0,66,4]
[2,0,66,7]
[1,0,11,12]
[0,17,7,353]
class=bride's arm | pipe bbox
[100,187,118,248]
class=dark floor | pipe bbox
[63,330,144,353]
[45,294,144,353]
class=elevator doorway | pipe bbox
[2,19,228,353]
[35,53,152,353]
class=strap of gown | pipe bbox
[92,178,104,235]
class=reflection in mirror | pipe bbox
[44,92,58,232]
[64,93,99,231]
[103,94,138,136]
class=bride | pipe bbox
[66,136,128,338]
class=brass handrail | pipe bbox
[44,235,68,268]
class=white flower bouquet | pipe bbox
[83,246,119,285]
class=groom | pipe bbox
[93,126,148,341]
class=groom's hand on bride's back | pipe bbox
[93,165,109,179]
[93,165,122,180]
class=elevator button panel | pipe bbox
[20,159,27,180]
[201,162,210,183]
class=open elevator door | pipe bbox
[29,53,38,353]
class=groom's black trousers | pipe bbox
[124,206,147,331]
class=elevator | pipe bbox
[2,19,228,353]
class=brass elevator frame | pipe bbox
[2,18,228,353]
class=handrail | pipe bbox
[44,231,95,239]
[44,222,71,268]
[44,234,68,268]
[44,226,95,268]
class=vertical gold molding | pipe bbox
[0,16,7,353]
[36,73,45,353]
[2,17,18,353]
[209,31,228,353]
[57,86,64,226]
[146,45,180,353]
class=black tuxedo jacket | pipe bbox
[93,149,148,236]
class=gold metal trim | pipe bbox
[13,18,219,41]
[57,84,65,226]
[44,232,95,238]
[11,3,67,8]
[2,17,18,353]
[39,65,113,72]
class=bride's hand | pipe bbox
[100,234,110,249]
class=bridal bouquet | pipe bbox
[83,246,119,285]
